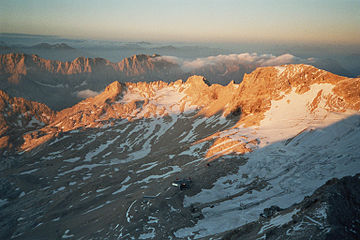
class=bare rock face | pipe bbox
[0,53,180,81]
[1,64,360,158]
[184,75,220,114]
[0,53,27,84]
[204,136,257,160]
[96,81,123,103]
[0,53,183,110]
[19,75,242,152]
[184,76,242,117]
[0,90,55,156]
[233,64,359,126]
[332,77,360,110]
[198,64,360,159]
[188,64,360,159]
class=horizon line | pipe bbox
[2,32,360,47]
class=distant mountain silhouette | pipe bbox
[0,53,183,109]
[31,43,74,50]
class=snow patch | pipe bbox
[20,168,39,175]
[258,83,338,147]
[258,208,299,234]
[178,104,360,238]
[136,161,158,174]
[112,184,130,195]
[139,227,156,239]
[139,166,181,184]
[275,66,286,76]
[63,157,81,163]
[62,229,74,239]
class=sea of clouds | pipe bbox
[152,53,315,72]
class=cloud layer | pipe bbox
[154,53,314,72]
[77,89,100,99]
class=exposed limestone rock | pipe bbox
[0,90,55,155]
[204,137,257,160]
[234,64,358,127]
[0,53,183,110]
[1,64,359,158]
[0,53,180,83]
[202,65,359,160]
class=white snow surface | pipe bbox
[139,166,181,184]
[118,83,197,118]
[258,208,299,234]
[275,66,286,76]
[139,227,156,239]
[256,83,341,146]
[20,168,39,175]
[122,116,179,162]
[27,117,43,127]
[62,229,74,239]
[175,83,360,238]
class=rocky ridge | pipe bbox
[0,53,183,109]
[0,90,55,156]
[3,52,356,111]
[0,53,178,79]
[1,64,359,160]
[200,65,360,159]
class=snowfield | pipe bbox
[175,83,360,238]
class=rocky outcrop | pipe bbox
[233,64,353,126]
[0,53,180,81]
[2,64,360,157]
[2,53,359,112]
[0,90,55,156]
[192,64,360,159]
[0,53,183,110]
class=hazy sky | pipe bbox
[1,0,359,44]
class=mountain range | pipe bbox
[30,43,74,50]
[0,53,183,110]
[1,52,354,111]
[0,63,359,239]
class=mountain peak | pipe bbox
[104,81,122,96]
[82,81,123,107]
[129,54,152,61]
[185,75,211,87]
[0,90,55,155]
[3,64,360,155]
[0,89,10,103]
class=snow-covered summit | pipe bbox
[2,64,359,156]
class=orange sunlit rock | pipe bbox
[204,137,256,161]
[1,64,359,158]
